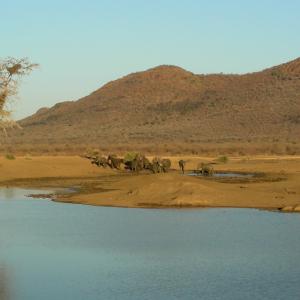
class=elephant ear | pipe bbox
[124,152,138,163]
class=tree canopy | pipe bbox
[0,57,38,134]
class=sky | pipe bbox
[1,0,300,119]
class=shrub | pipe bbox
[124,152,138,163]
[217,155,229,163]
[25,153,32,160]
[5,153,15,160]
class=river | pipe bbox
[0,188,299,300]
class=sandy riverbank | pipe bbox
[0,155,299,211]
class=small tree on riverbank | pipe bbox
[0,57,38,135]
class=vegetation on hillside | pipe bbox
[2,58,300,155]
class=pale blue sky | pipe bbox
[2,0,300,119]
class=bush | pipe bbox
[217,155,229,163]
[25,153,32,160]
[124,152,138,163]
[5,153,15,160]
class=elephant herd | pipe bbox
[85,153,214,176]
[85,153,172,174]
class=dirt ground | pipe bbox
[0,155,299,212]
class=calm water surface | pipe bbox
[0,188,299,300]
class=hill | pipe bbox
[3,58,300,155]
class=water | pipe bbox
[0,188,299,300]
[188,172,254,178]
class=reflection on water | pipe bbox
[188,172,254,178]
[0,188,300,300]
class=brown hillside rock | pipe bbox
[5,58,300,150]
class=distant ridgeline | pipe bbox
[3,58,300,155]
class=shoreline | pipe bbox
[3,186,298,213]
[0,155,299,212]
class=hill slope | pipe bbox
[5,58,300,154]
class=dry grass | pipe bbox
[1,141,299,156]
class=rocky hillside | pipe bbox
[5,58,300,154]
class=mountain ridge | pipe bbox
[5,58,300,154]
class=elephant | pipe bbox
[150,163,159,173]
[85,155,99,165]
[138,155,152,170]
[178,160,186,174]
[200,163,214,176]
[160,159,171,172]
[107,154,123,169]
[91,156,109,168]
[135,153,147,172]
[124,153,141,172]
[124,153,151,172]
[151,157,163,173]
[148,162,160,174]
[149,158,171,173]
[126,158,139,172]
[142,157,152,170]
